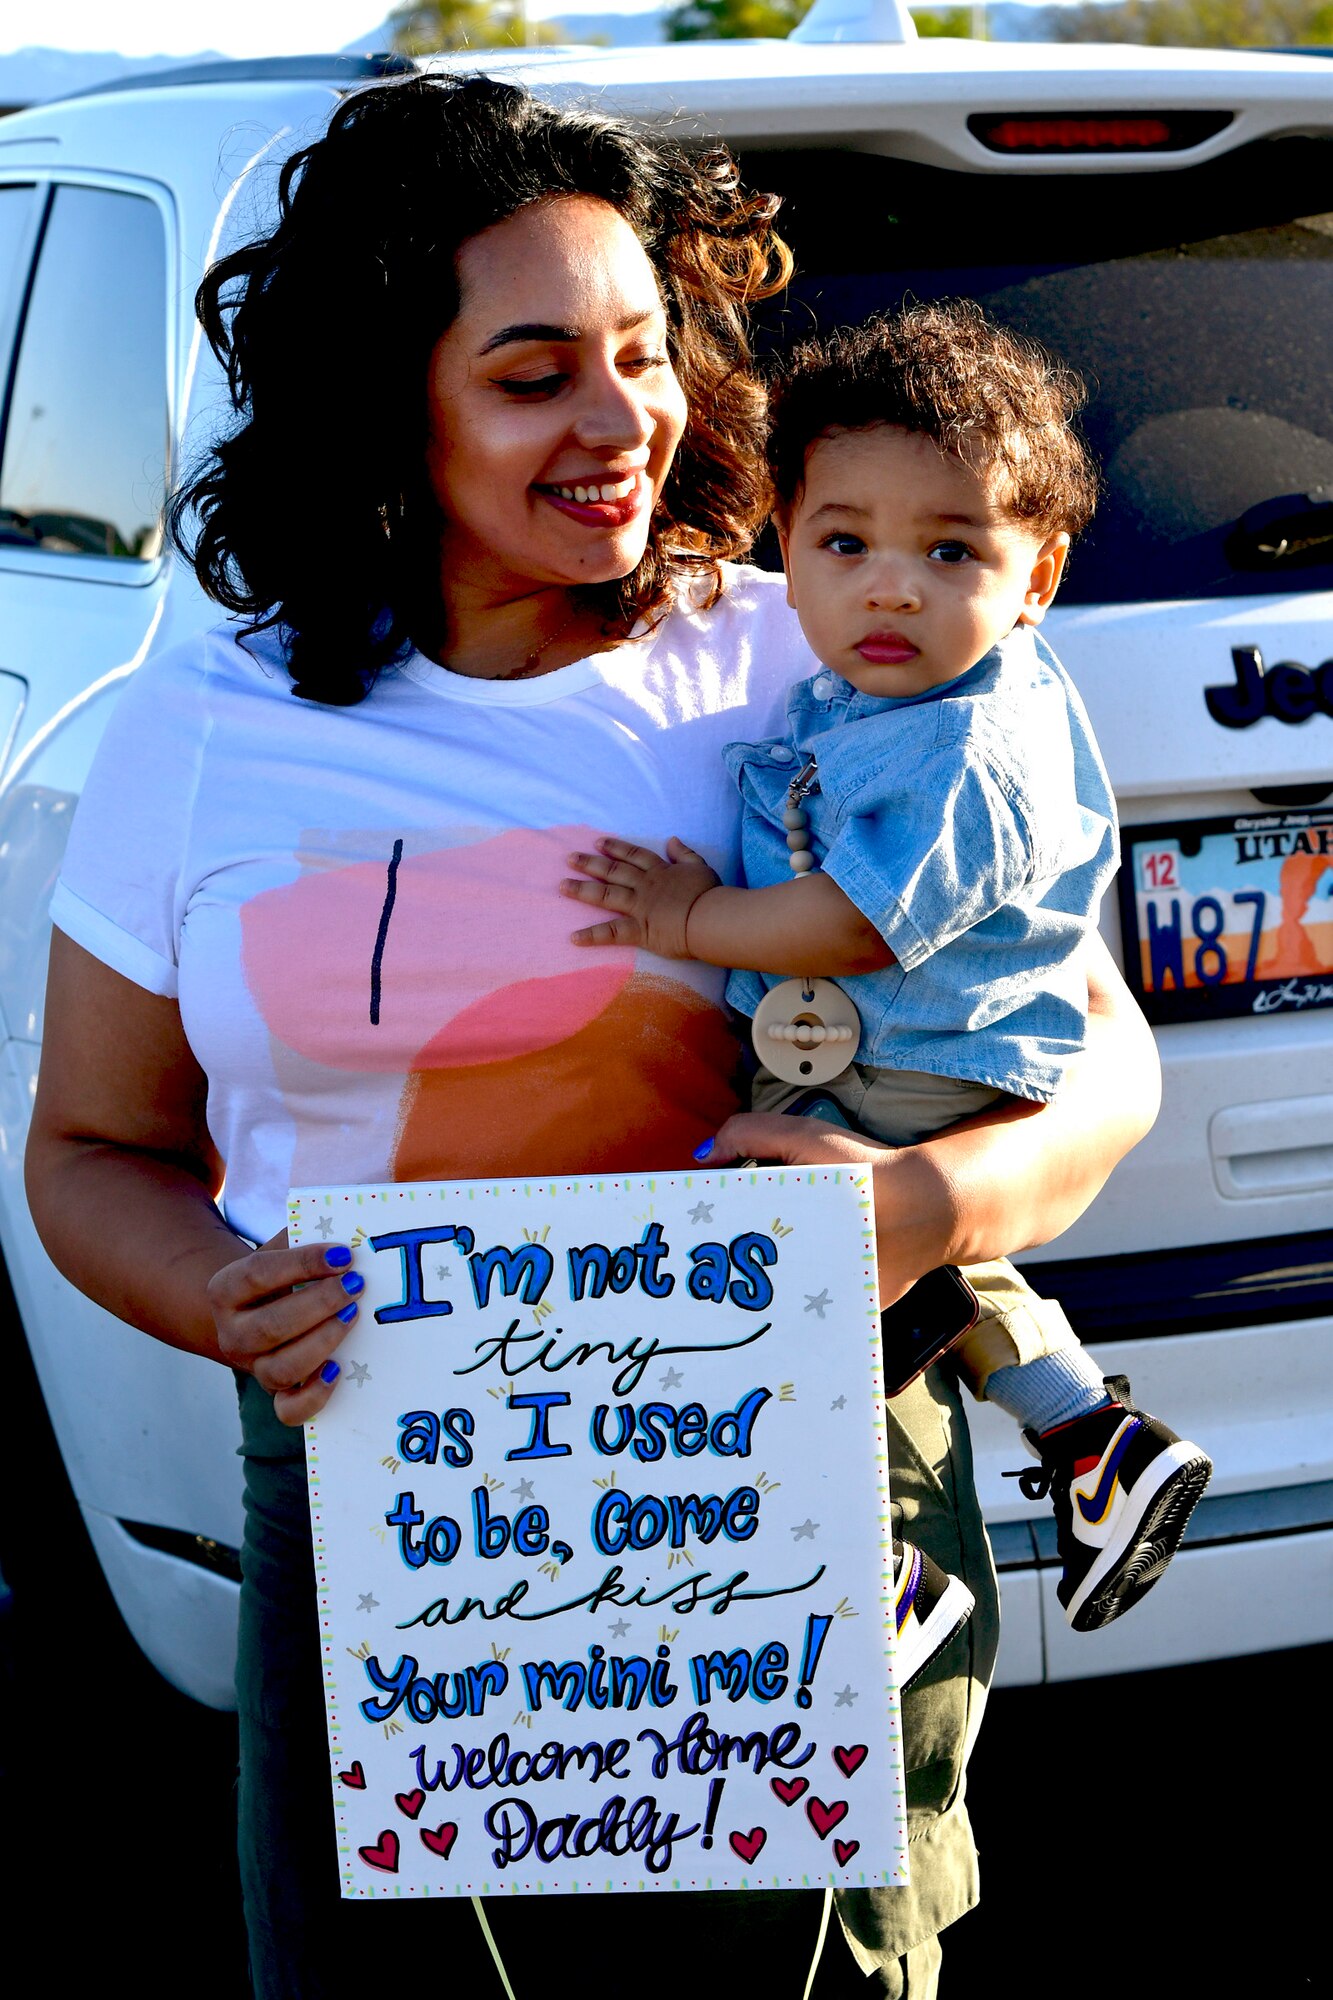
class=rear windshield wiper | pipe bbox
[0,511,39,548]
[1227,489,1333,570]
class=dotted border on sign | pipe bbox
[294,1167,908,1898]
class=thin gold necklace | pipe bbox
[489,601,583,682]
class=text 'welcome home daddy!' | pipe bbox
[293,1167,906,1898]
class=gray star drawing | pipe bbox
[346,1359,372,1386]
[804,1289,831,1318]
[830,1394,846,1411]
[687,1201,714,1224]
[835,1685,858,1708]
[315,1214,334,1240]
[660,1367,684,1390]
[436,1263,453,1282]
[609,1618,631,1640]
[357,1592,379,1614]
[791,1518,819,1541]
[513,1478,536,1503]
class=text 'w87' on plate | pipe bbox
[1117,809,1333,1025]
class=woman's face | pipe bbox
[425,195,688,599]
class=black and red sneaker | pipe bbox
[1014,1375,1213,1632]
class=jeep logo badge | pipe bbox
[1206,645,1333,728]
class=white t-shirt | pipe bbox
[52,566,805,1244]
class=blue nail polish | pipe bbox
[324,1245,352,1268]
[692,1137,714,1161]
[320,1359,341,1383]
[336,1303,358,1324]
[340,1271,364,1296]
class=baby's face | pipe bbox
[777,425,1070,699]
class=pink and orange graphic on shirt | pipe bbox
[240,823,740,1180]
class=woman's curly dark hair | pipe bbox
[169,73,791,703]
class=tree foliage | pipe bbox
[665,0,974,33]
[914,7,975,31]
[1050,0,1333,44]
[665,0,813,35]
[389,0,568,51]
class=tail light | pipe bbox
[968,111,1233,154]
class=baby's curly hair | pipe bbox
[767,300,1098,537]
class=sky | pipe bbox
[0,0,661,61]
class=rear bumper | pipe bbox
[977,1262,1333,1684]
[1016,1224,1333,1343]
[988,1483,1333,1686]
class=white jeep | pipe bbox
[0,8,1329,1702]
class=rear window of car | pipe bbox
[743,135,1333,607]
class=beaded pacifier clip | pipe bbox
[750,755,862,1086]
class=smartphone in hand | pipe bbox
[879,1263,980,1396]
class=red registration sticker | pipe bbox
[1118,809,1333,1023]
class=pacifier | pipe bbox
[751,975,861,1086]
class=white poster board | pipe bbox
[292,1166,907,1900]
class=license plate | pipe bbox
[1118,809,1333,1024]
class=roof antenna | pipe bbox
[789,0,918,41]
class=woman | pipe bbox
[25,75,1158,2000]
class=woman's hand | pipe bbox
[699,1114,948,1307]
[562,835,719,956]
[208,1233,365,1426]
[699,932,1161,1306]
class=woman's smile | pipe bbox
[536,467,650,525]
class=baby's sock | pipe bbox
[983,1343,1112,1436]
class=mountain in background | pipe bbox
[341,5,1066,51]
[0,46,226,108]
[345,10,674,46]
[1,8,1068,110]
[500,12,674,42]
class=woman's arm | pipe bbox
[707,931,1160,1305]
[25,929,359,1422]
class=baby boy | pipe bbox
[563,302,1211,1689]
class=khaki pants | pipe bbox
[752,1062,1080,1397]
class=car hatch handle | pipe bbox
[1226,488,1333,570]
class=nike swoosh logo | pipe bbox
[1075,1419,1143,1525]
[895,1543,923,1630]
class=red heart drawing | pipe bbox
[421,1822,458,1859]
[834,1839,860,1866]
[834,1745,868,1779]
[396,1789,425,1821]
[806,1797,849,1839]
[729,1827,767,1864]
[771,1776,809,1807]
[337,1762,366,1790]
[358,1830,400,1873]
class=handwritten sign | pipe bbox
[292,1167,907,1899]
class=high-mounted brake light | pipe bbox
[968,111,1234,155]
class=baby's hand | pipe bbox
[562,836,720,958]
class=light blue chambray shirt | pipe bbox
[724,626,1118,1102]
